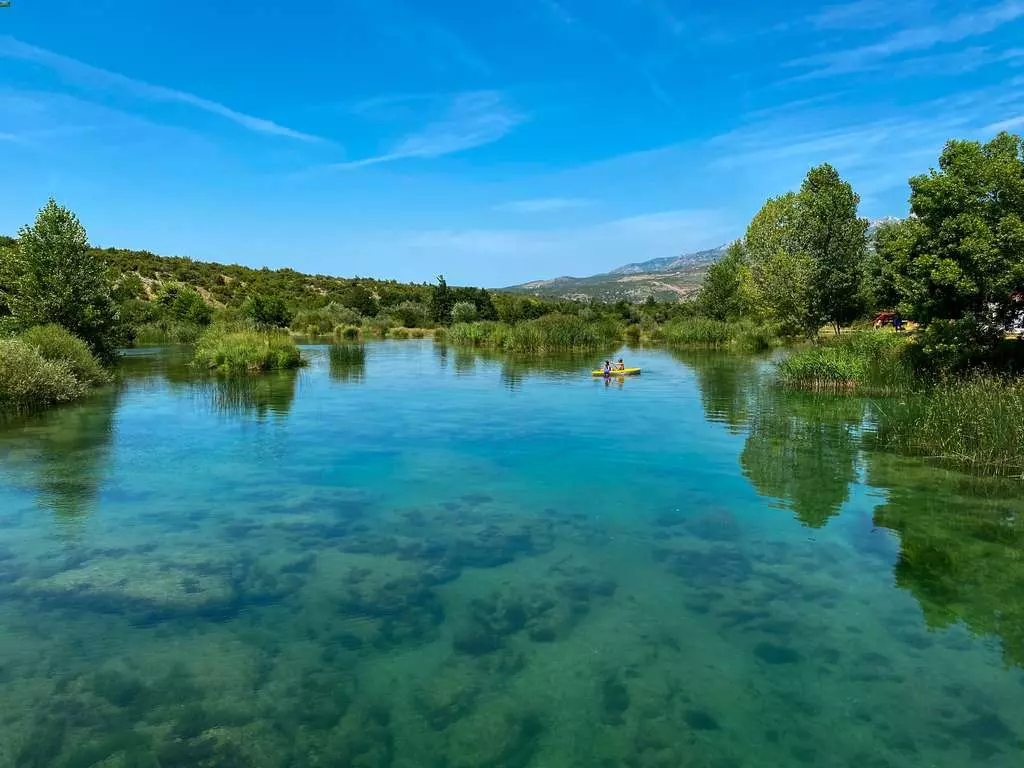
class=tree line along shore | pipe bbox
[2,131,1022,474]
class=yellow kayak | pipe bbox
[592,368,641,377]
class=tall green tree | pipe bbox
[796,164,868,333]
[341,284,378,316]
[430,274,454,324]
[742,192,818,335]
[245,294,291,328]
[697,241,748,320]
[863,219,921,313]
[0,200,121,360]
[896,132,1024,342]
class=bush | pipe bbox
[0,339,87,409]
[907,319,1002,375]
[392,301,430,328]
[293,303,362,336]
[19,324,109,386]
[155,283,213,326]
[134,320,205,345]
[334,325,362,341]
[451,301,478,324]
[245,294,292,328]
[363,314,395,337]
[193,327,304,374]
[389,327,411,339]
[735,323,777,353]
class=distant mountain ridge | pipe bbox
[503,244,729,302]
[505,216,901,303]
[608,245,729,276]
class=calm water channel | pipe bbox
[0,341,1022,767]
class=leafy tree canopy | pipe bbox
[0,199,122,361]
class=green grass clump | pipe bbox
[334,325,362,341]
[446,315,620,353]
[19,324,109,386]
[779,331,913,392]
[0,339,87,409]
[328,344,366,365]
[662,318,733,347]
[662,318,779,351]
[778,347,865,390]
[389,327,411,340]
[875,374,1024,476]
[193,328,305,374]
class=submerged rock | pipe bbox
[443,706,543,768]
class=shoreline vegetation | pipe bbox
[2,130,1023,476]
[193,327,305,374]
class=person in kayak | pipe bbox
[602,360,612,376]
[616,359,626,371]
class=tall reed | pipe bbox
[193,327,305,374]
[874,374,1024,476]
[779,331,914,393]
[446,315,620,353]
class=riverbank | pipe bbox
[777,330,1024,477]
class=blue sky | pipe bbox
[2,0,1023,286]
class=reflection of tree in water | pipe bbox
[453,348,477,376]
[328,345,366,384]
[867,454,1024,667]
[672,350,759,435]
[739,389,864,528]
[0,391,118,519]
[203,371,300,420]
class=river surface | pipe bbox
[0,341,1022,767]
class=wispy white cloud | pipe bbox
[537,0,679,111]
[983,115,1024,132]
[0,35,325,143]
[352,0,490,76]
[494,197,593,213]
[328,92,524,169]
[810,0,935,31]
[790,0,1024,77]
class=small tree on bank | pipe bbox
[796,164,868,334]
[743,192,818,335]
[451,300,478,323]
[430,275,454,325]
[899,132,1024,339]
[0,200,121,361]
[697,241,748,321]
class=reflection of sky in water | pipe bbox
[0,341,1021,767]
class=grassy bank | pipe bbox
[659,318,779,352]
[874,374,1024,477]
[776,330,1023,476]
[778,331,914,393]
[0,325,109,411]
[193,327,305,374]
[444,315,621,353]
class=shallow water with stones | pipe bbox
[0,341,1022,768]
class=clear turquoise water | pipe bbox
[0,341,1022,767]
